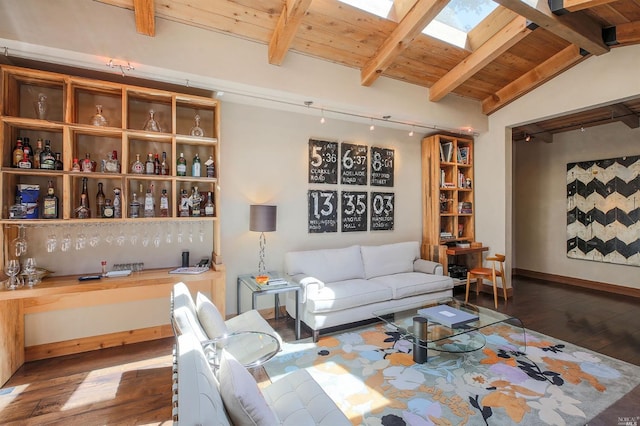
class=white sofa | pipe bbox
[284,241,454,340]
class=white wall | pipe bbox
[479,44,640,291]
[514,122,640,288]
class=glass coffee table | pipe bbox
[373,298,525,363]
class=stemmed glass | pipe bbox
[11,225,27,258]
[46,232,58,253]
[24,257,37,287]
[5,259,21,290]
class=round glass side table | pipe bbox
[202,331,280,369]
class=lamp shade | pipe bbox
[249,205,277,232]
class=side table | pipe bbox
[237,272,301,340]
[202,331,280,368]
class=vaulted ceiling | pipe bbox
[98,0,640,140]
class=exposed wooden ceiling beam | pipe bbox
[492,0,608,55]
[611,20,640,45]
[388,0,419,21]
[269,0,312,65]
[610,103,640,128]
[467,6,519,50]
[483,44,586,114]
[552,0,618,13]
[360,0,450,86]
[429,16,531,102]
[133,0,155,37]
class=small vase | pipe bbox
[143,109,161,132]
[33,93,48,120]
[190,114,204,137]
[90,105,108,127]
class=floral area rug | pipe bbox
[264,322,640,425]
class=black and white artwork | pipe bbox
[370,192,394,231]
[567,155,640,266]
[370,147,394,187]
[308,189,338,233]
[340,142,368,185]
[341,191,367,232]
[308,139,338,184]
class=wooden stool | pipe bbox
[465,254,508,309]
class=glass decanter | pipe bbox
[143,109,161,132]
[90,104,108,127]
[190,114,204,137]
[33,93,48,120]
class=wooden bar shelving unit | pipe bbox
[0,65,225,386]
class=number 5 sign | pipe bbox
[308,139,338,184]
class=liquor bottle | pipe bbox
[40,140,56,170]
[72,158,81,172]
[159,189,169,217]
[160,151,169,175]
[54,152,63,170]
[81,153,94,172]
[154,153,161,175]
[9,195,26,219]
[76,177,91,218]
[143,184,155,217]
[18,138,32,169]
[12,138,23,167]
[113,187,122,218]
[34,139,43,169]
[96,182,106,218]
[145,152,155,174]
[176,152,187,176]
[131,153,144,174]
[204,191,214,217]
[129,191,140,218]
[192,153,201,177]
[103,199,114,218]
[42,180,59,219]
[191,186,201,217]
[179,189,190,217]
[103,150,119,173]
[206,155,215,178]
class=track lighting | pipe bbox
[320,109,326,124]
[369,118,375,131]
[409,126,415,137]
[525,134,531,142]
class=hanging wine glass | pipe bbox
[61,232,72,252]
[5,259,21,290]
[11,225,27,258]
[46,232,58,253]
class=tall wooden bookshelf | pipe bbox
[421,133,475,268]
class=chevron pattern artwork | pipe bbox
[567,155,640,266]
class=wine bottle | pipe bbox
[96,182,106,218]
[177,152,187,176]
[76,177,90,218]
[192,153,201,177]
[204,191,214,217]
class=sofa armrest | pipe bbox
[413,259,444,275]
[289,273,325,303]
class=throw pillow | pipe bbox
[218,350,279,425]
[196,292,228,339]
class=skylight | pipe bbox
[339,0,498,49]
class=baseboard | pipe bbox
[513,268,640,298]
[25,324,174,361]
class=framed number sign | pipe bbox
[309,139,338,184]
[370,192,394,231]
[341,191,368,232]
[308,190,338,233]
[371,147,394,187]
[341,142,368,185]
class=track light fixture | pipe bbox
[525,134,531,142]
[320,108,326,124]
[409,126,415,137]
[106,59,135,76]
[369,118,375,131]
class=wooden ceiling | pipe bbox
[98,0,640,140]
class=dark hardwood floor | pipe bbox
[1,276,638,425]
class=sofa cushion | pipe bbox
[285,245,364,283]
[176,332,231,425]
[306,279,392,314]
[218,350,279,425]
[196,292,229,339]
[172,282,209,342]
[370,272,453,300]
[263,369,351,425]
[361,241,419,279]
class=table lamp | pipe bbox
[249,204,277,274]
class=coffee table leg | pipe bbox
[413,316,428,363]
